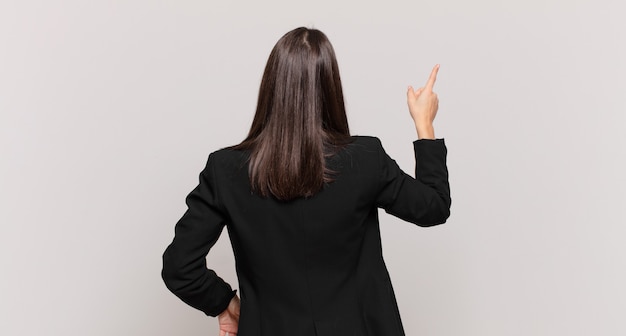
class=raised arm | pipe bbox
[375,65,450,226]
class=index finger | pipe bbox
[425,64,440,91]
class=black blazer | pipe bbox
[162,136,451,336]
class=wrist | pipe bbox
[415,124,435,139]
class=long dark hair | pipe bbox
[232,27,351,201]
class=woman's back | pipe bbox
[164,136,449,335]
[162,26,450,336]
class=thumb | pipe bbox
[407,86,422,100]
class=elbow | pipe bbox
[418,209,450,227]
[417,198,451,227]
[162,249,208,299]
[161,251,188,295]
[161,262,176,291]
[162,262,196,300]
[161,258,178,293]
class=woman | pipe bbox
[162,27,450,336]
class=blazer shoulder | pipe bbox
[332,136,386,177]
[350,135,383,147]
[203,147,249,174]
[347,135,385,156]
[210,147,246,159]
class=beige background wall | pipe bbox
[1,0,624,335]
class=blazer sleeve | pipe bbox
[375,138,451,226]
[162,153,236,317]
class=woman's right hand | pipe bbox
[407,64,440,139]
[218,295,240,336]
